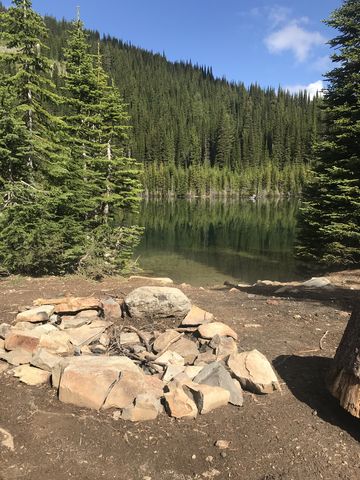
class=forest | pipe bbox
[42,13,320,197]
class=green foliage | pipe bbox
[0,1,142,277]
[41,15,320,197]
[297,0,360,267]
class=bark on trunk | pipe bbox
[327,305,360,418]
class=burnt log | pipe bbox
[327,305,360,418]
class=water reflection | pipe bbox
[135,199,300,286]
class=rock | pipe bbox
[13,365,51,386]
[101,298,122,319]
[0,323,10,339]
[0,349,32,366]
[302,277,331,288]
[143,374,165,397]
[162,365,186,383]
[198,322,238,341]
[184,365,204,380]
[66,320,111,347]
[184,383,230,414]
[129,275,174,285]
[215,440,230,449]
[227,350,280,394]
[5,330,41,353]
[15,305,55,323]
[76,310,100,319]
[38,330,73,355]
[31,324,58,336]
[124,287,191,320]
[99,333,110,347]
[13,322,36,331]
[60,316,91,329]
[194,362,243,406]
[0,427,14,451]
[121,394,161,422]
[118,332,141,345]
[31,348,62,372]
[153,330,180,353]
[168,337,199,364]
[0,339,4,350]
[0,361,9,374]
[53,297,102,314]
[154,350,185,367]
[210,335,238,359]
[164,387,198,419]
[51,355,142,388]
[266,299,280,306]
[59,364,120,410]
[181,306,214,326]
[194,351,218,365]
[103,370,147,409]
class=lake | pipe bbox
[135,199,301,286]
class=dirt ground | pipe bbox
[0,273,360,480]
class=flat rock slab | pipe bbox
[198,322,238,340]
[59,364,120,410]
[124,287,191,320]
[16,305,55,323]
[154,350,185,367]
[0,349,32,366]
[13,365,51,386]
[66,320,111,347]
[54,355,141,390]
[228,349,280,394]
[210,336,238,359]
[129,276,174,285]
[194,362,243,406]
[5,330,41,353]
[181,306,214,326]
[52,297,101,314]
[168,337,199,364]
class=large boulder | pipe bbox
[124,287,191,321]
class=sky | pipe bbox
[4,0,343,97]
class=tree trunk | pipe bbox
[327,305,360,418]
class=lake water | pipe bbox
[135,199,301,286]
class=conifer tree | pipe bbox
[0,0,77,274]
[297,0,360,266]
[62,18,142,277]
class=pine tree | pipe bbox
[0,0,77,274]
[297,0,360,266]
[62,19,142,277]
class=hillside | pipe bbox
[42,14,321,197]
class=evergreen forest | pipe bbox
[41,11,321,198]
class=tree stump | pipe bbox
[327,305,360,418]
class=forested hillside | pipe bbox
[42,14,321,197]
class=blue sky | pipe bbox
[4,0,342,96]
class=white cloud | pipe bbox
[268,6,292,28]
[285,80,324,99]
[265,21,326,62]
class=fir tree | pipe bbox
[62,19,142,277]
[297,0,360,266]
[0,0,77,274]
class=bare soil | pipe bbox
[0,273,360,480]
